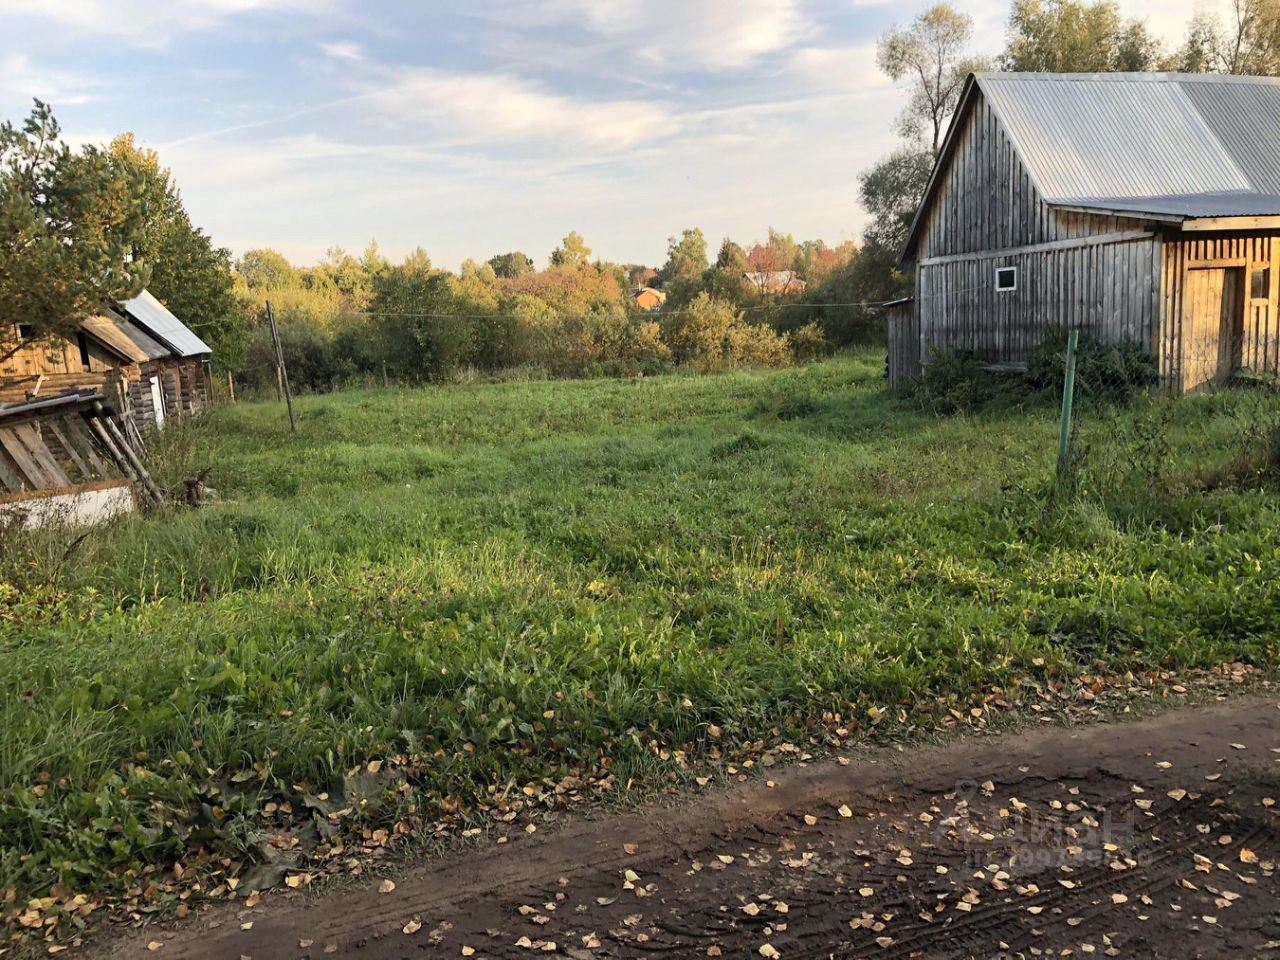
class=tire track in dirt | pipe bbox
[100,696,1280,960]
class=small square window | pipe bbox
[17,323,34,340]
[1252,266,1270,300]
[996,267,1018,292]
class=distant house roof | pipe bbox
[742,271,806,292]
[633,287,666,305]
[119,290,212,358]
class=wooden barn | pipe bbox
[894,72,1280,393]
[0,289,213,428]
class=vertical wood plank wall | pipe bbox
[904,91,1170,375]
[885,301,920,387]
[915,98,1146,259]
[916,236,1162,364]
[1159,232,1280,388]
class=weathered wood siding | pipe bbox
[1159,232,1280,389]
[0,325,121,381]
[885,300,919,387]
[916,235,1162,364]
[913,97,1146,260]
[901,90,1163,371]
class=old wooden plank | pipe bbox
[0,426,49,488]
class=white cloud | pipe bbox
[355,67,675,149]
[319,40,364,62]
[786,44,889,93]
[495,0,810,69]
[0,53,96,105]
[0,0,321,41]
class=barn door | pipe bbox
[1182,267,1244,394]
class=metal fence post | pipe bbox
[1055,329,1080,498]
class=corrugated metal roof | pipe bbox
[119,290,212,358]
[976,72,1280,218]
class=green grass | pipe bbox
[3,350,1279,924]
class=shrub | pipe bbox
[910,348,997,414]
[661,293,795,372]
[1026,329,1156,401]
[789,321,830,362]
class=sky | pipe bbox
[0,0,1226,270]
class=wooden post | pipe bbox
[227,370,236,404]
[265,301,298,433]
[1055,329,1080,499]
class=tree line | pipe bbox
[5,0,1279,394]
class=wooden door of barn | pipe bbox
[1182,267,1245,393]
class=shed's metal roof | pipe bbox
[977,72,1280,218]
[119,290,212,358]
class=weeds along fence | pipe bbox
[1055,331,1280,506]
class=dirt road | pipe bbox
[104,697,1280,960]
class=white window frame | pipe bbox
[996,266,1018,293]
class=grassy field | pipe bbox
[3,351,1279,937]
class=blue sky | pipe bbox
[1,0,1216,269]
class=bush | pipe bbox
[1026,329,1156,401]
[662,293,795,372]
[789,321,830,363]
[910,348,998,414]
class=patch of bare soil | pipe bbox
[101,697,1280,960]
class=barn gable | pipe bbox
[905,76,1157,263]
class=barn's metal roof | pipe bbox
[978,72,1280,217]
[903,72,1280,262]
[119,290,212,358]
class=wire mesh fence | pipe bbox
[1057,331,1280,507]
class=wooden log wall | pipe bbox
[1159,232,1280,390]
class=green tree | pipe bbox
[704,239,753,305]
[1002,0,1163,72]
[237,248,298,290]
[818,148,933,342]
[321,245,375,309]
[877,4,990,152]
[1,101,148,364]
[109,133,240,363]
[1170,0,1280,75]
[660,293,792,372]
[488,251,535,278]
[661,228,709,283]
[549,231,592,268]
[370,249,466,380]
[659,227,710,306]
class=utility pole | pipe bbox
[265,301,297,433]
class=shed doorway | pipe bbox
[149,375,166,426]
[1182,267,1244,394]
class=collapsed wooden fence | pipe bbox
[0,391,162,525]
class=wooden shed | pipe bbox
[1,289,213,428]
[898,72,1280,394]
